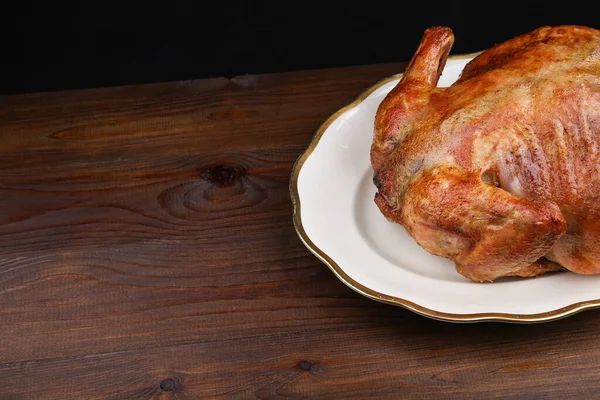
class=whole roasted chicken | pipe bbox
[371,25,600,282]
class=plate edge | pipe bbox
[289,53,600,324]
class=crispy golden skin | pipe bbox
[371,25,600,282]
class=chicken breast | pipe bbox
[371,25,600,282]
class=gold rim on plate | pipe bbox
[289,53,600,323]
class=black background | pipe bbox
[2,1,598,95]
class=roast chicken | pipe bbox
[371,25,600,282]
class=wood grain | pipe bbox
[1,61,599,399]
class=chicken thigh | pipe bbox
[371,25,600,282]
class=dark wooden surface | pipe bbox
[1,61,599,400]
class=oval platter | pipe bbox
[290,54,600,323]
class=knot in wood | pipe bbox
[297,360,313,371]
[159,378,177,392]
[201,164,245,187]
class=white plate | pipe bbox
[290,54,600,323]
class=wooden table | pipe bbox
[1,61,599,400]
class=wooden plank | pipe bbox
[1,312,599,399]
[0,64,406,164]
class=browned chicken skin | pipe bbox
[371,25,600,282]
